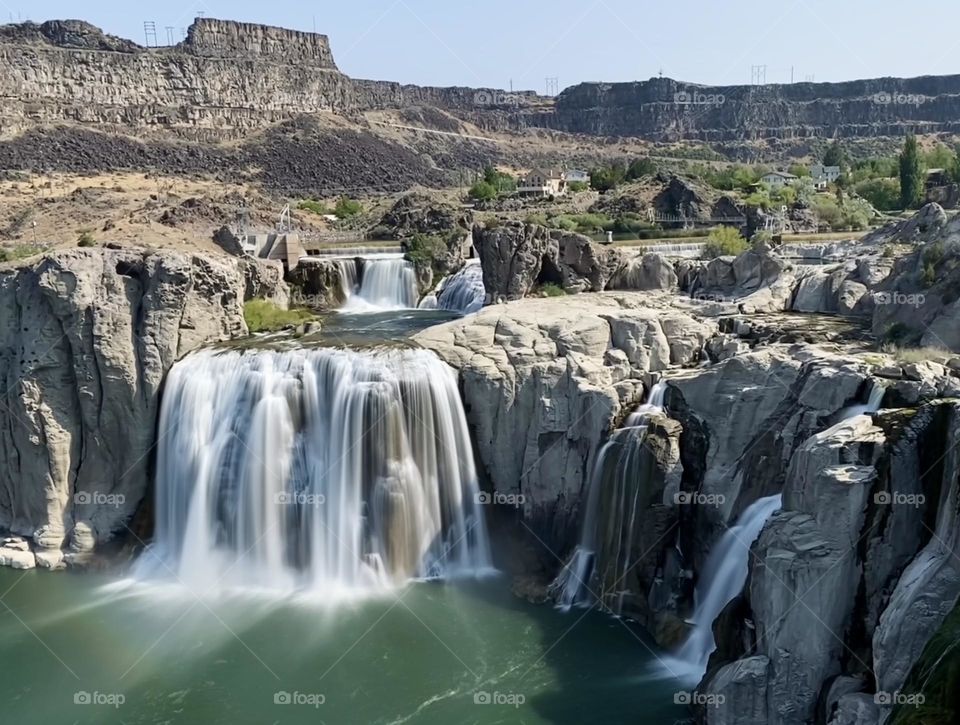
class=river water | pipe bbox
[0,569,686,724]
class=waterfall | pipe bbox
[137,347,492,596]
[419,261,485,315]
[341,256,419,312]
[660,494,783,684]
[835,381,885,422]
[336,259,359,300]
[552,382,668,612]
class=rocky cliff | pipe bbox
[0,247,286,569]
[0,17,538,138]
[3,17,960,144]
[525,76,960,141]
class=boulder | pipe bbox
[608,252,679,291]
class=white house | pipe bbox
[810,164,841,190]
[760,171,799,189]
[519,168,566,197]
[565,169,590,184]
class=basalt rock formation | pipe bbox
[0,247,287,568]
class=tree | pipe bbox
[468,181,497,202]
[625,157,657,180]
[334,197,362,217]
[823,140,847,170]
[703,226,749,259]
[482,166,516,194]
[590,164,626,192]
[899,135,925,209]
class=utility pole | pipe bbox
[143,21,157,48]
[165,26,175,46]
[545,77,559,96]
[750,64,767,86]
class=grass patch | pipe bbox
[880,344,952,365]
[297,199,331,216]
[539,283,566,297]
[0,244,43,263]
[244,299,314,333]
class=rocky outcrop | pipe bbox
[701,401,960,725]
[0,248,283,566]
[871,212,960,351]
[474,223,626,301]
[608,253,679,292]
[414,292,714,546]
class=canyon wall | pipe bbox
[3,17,960,143]
[0,17,536,138]
[526,76,960,141]
[0,247,286,568]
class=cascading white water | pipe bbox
[419,261,485,314]
[835,381,886,421]
[660,494,783,684]
[552,382,668,611]
[336,258,359,300]
[137,347,492,597]
[341,256,419,312]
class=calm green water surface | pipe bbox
[0,569,686,724]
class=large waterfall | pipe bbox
[137,347,492,596]
[661,494,783,683]
[419,261,485,314]
[341,256,419,311]
[552,383,667,612]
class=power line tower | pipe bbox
[750,64,767,86]
[545,77,559,96]
[143,21,158,48]
[165,26,175,45]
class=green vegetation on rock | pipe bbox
[703,226,749,258]
[77,230,97,247]
[243,299,314,333]
[0,244,43,263]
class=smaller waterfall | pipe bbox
[836,381,885,422]
[341,256,419,312]
[552,382,668,611]
[660,494,783,684]
[419,261,485,314]
[336,259,359,300]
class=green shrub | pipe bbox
[333,197,363,218]
[405,233,448,273]
[243,299,314,333]
[524,213,549,226]
[77,230,97,247]
[703,226,749,258]
[0,244,42,263]
[854,178,901,211]
[483,166,517,195]
[920,262,937,288]
[468,181,497,202]
[539,283,566,297]
[567,181,589,193]
[550,215,579,232]
[297,199,332,216]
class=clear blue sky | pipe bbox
[8,1,960,91]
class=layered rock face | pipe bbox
[702,401,960,725]
[526,75,960,141]
[414,292,715,546]
[0,17,538,137]
[0,248,286,568]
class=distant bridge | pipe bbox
[646,211,747,227]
